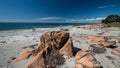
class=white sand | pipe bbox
[0,25,120,68]
[69,27,120,68]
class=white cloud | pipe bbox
[95,17,105,20]
[86,18,94,21]
[35,17,63,21]
[66,17,105,23]
[34,17,105,23]
[98,5,115,8]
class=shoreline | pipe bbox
[0,22,88,31]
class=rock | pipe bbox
[85,36,107,44]
[41,31,69,49]
[74,63,84,68]
[13,51,32,63]
[32,31,69,56]
[13,31,70,68]
[108,38,120,43]
[75,51,101,68]
[85,35,117,47]
[112,47,120,56]
[81,48,89,52]
[59,38,73,57]
[60,28,69,31]
[85,24,109,29]
[75,51,88,60]
[26,47,49,68]
[96,41,116,47]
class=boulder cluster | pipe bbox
[76,24,110,30]
[13,31,120,68]
[13,31,73,68]
[85,35,118,47]
[85,35,120,55]
[85,24,109,29]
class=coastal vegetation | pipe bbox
[102,14,120,27]
[107,23,120,27]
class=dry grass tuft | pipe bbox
[44,49,65,68]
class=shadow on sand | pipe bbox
[73,47,81,56]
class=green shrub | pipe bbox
[102,14,120,24]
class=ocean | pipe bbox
[0,22,90,31]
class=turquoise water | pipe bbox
[0,22,90,31]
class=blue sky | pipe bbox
[0,0,120,23]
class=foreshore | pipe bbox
[0,24,120,68]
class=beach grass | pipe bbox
[107,23,120,27]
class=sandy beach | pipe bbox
[0,24,120,68]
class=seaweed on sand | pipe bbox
[89,44,106,55]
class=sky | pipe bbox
[0,0,120,23]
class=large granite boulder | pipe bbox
[13,31,70,68]
[59,38,73,57]
[75,51,101,68]
[32,31,69,56]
